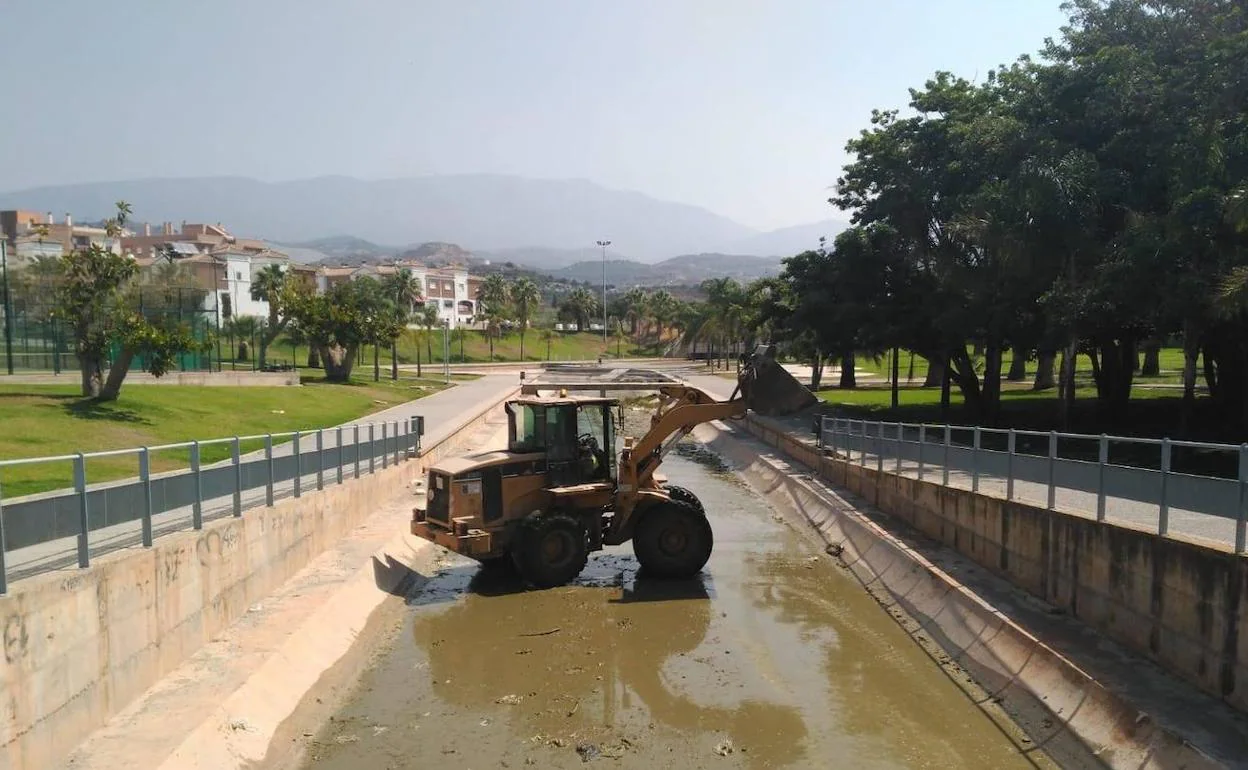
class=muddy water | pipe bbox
[300,443,1045,769]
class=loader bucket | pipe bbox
[738,344,819,417]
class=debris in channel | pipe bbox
[714,739,735,756]
[496,694,524,705]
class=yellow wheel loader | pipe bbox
[410,345,816,588]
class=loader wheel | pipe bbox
[664,484,704,513]
[513,514,588,588]
[633,500,713,579]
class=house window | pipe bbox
[235,271,242,280]
[443,300,453,309]
[457,283,465,293]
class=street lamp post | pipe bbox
[596,239,610,345]
[1,240,13,375]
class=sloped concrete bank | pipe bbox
[0,389,516,770]
[694,419,1229,770]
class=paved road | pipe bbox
[674,369,1242,551]
[1,374,520,587]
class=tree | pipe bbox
[250,263,295,370]
[560,288,599,332]
[477,273,511,360]
[52,201,200,400]
[510,277,540,360]
[541,327,556,361]
[289,277,393,382]
[224,316,259,362]
[382,268,421,380]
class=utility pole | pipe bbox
[596,240,610,344]
[1,239,13,375]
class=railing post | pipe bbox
[369,423,377,474]
[381,423,389,469]
[1006,430,1016,501]
[393,421,401,466]
[1158,438,1171,536]
[1236,445,1248,555]
[337,427,345,484]
[74,453,89,568]
[354,425,361,478]
[895,423,902,474]
[860,421,868,467]
[191,440,203,529]
[1096,434,1108,522]
[1047,431,1057,510]
[293,431,302,498]
[316,429,325,490]
[877,421,884,473]
[0,478,9,596]
[971,428,981,493]
[140,447,154,546]
[265,434,275,506]
[828,416,837,456]
[918,425,926,482]
[942,425,951,486]
[232,437,243,517]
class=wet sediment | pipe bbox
[297,441,1048,769]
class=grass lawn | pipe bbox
[0,373,452,497]
[228,330,669,370]
[853,347,1192,386]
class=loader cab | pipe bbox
[507,397,618,487]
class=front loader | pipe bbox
[410,345,817,587]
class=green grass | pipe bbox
[0,374,451,497]
[391,329,666,365]
[853,347,1192,385]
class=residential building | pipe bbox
[0,211,121,263]
[319,262,483,328]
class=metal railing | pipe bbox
[0,415,427,594]
[817,416,1248,555]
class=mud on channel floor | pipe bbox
[295,439,1052,770]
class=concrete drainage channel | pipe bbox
[4,389,517,770]
[692,419,1230,770]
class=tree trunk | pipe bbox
[520,330,526,361]
[97,347,135,401]
[1007,348,1027,381]
[1179,328,1198,434]
[79,353,104,398]
[426,333,433,365]
[1033,350,1056,391]
[391,342,399,381]
[810,351,823,390]
[890,346,900,409]
[237,341,249,362]
[948,347,984,417]
[373,345,380,382]
[982,343,1004,421]
[939,353,952,421]
[923,355,944,388]
[320,344,357,382]
[1141,339,1161,377]
[307,347,320,368]
[1092,338,1136,426]
[416,342,422,377]
[839,352,856,389]
[1058,341,1077,430]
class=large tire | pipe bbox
[664,484,704,513]
[512,514,588,588]
[632,500,713,579]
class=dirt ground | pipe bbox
[285,442,1048,770]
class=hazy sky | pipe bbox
[0,1,1068,230]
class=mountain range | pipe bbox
[0,175,845,262]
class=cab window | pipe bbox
[509,404,545,452]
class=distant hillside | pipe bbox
[288,235,392,258]
[552,253,782,287]
[725,218,848,257]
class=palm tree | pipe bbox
[477,274,511,359]
[225,316,259,363]
[418,304,440,371]
[382,268,422,380]
[623,287,647,335]
[561,288,598,332]
[249,263,289,369]
[510,277,540,360]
